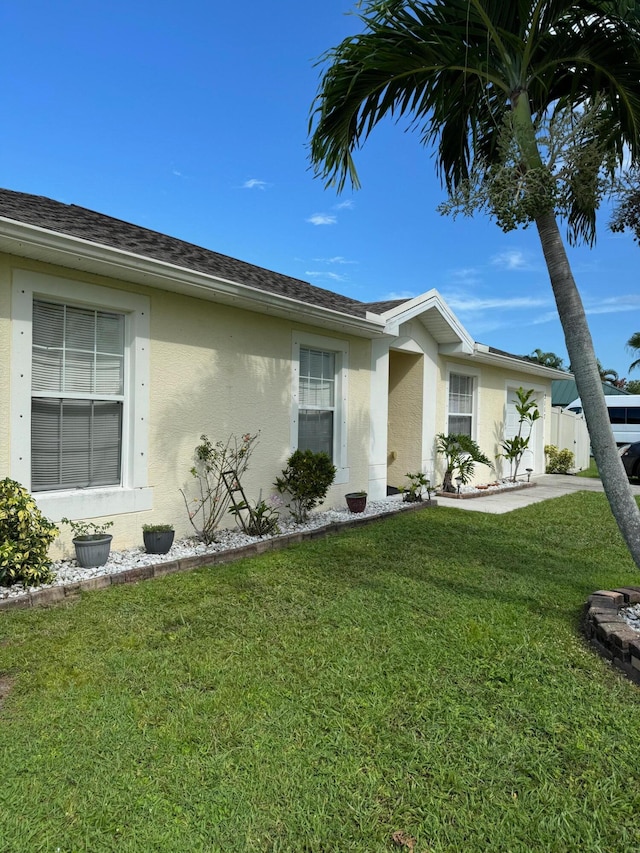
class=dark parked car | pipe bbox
[620,443,640,479]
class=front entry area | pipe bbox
[386,350,424,491]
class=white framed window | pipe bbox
[446,370,479,438]
[11,270,152,520]
[31,300,125,492]
[291,331,348,484]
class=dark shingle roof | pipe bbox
[0,188,376,319]
[362,298,408,314]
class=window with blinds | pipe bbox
[298,347,335,459]
[448,373,474,437]
[31,299,125,491]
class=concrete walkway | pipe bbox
[438,474,640,514]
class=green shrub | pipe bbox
[274,450,337,523]
[0,478,58,587]
[545,444,575,474]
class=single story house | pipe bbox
[0,189,567,555]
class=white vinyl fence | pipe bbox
[548,407,591,471]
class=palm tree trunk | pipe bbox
[535,210,640,567]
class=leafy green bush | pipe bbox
[0,478,58,587]
[545,444,575,474]
[274,450,337,523]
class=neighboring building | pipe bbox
[0,189,567,554]
[552,378,629,408]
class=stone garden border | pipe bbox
[584,587,640,684]
[0,501,434,613]
[436,481,537,500]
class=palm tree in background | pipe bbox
[628,332,640,373]
[597,360,620,385]
[310,0,640,566]
[524,349,566,370]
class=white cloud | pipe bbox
[443,293,548,313]
[334,199,354,210]
[584,294,640,315]
[306,270,347,282]
[448,267,483,287]
[306,213,337,226]
[490,250,535,271]
[382,290,417,301]
[532,293,640,325]
[172,169,184,177]
[242,178,269,190]
[313,256,358,265]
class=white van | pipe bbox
[565,395,640,445]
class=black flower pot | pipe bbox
[143,529,175,555]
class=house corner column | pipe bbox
[369,338,390,500]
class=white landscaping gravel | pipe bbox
[621,604,640,633]
[0,479,534,602]
[0,497,411,600]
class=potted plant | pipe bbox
[61,517,114,568]
[345,491,367,513]
[142,523,175,554]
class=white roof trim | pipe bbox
[380,288,475,352]
[468,345,570,378]
[0,217,388,338]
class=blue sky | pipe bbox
[3,0,639,377]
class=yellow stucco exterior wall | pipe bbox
[0,263,11,477]
[435,356,552,485]
[1,256,372,555]
[387,350,423,488]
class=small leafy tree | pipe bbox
[0,478,58,587]
[180,432,259,544]
[498,388,540,482]
[436,434,491,493]
[274,450,336,523]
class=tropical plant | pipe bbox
[228,495,281,537]
[180,433,259,544]
[309,0,640,567]
[435,434,491,493]
[523,349,565,370]
[0,478,58,587]
[498,388,540,482]
[627,379,640,394]
[596,360,620,385]
[274,450,337,523]
[402,471,432,502]
[611,169,640,243]
[627,332,640,373]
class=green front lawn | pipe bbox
[2,493,640,852]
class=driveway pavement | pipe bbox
[438,474,640,514]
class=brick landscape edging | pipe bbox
[583,587,640,684]
[0,501,434,612]
[436,481,536,500]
